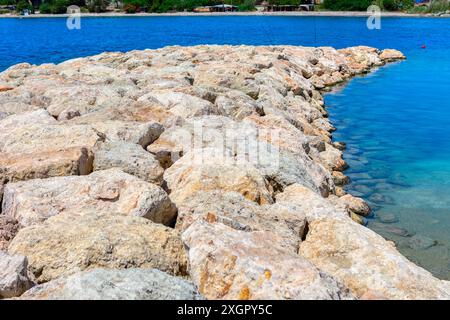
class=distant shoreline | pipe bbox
[0,11,449,18]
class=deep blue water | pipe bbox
[1,16,449,278]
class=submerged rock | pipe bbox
[408,235,438,250]
[378,212,400,224]
[369,221,412,237]
[369,192,395,205]
[18,268,203,300]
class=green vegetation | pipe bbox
[322,0,414,11]
[408,0,449,13]
[4,0,447,14]
[16,0,33,12]
[39,0,70,13]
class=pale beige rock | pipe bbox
[147,116,233,168]
[318,143,348,172]
[2,169,176,227]
[164,149,273,206]
[182,220,354,300]
[149,115,334,196]
[8,213,187,283]
[0,109,56,128]
[275,184,348,222]
[0,119,103,182]
[300,218,450,300]
[339,194,371,217]
[137,91,219,120]
[0,116,101,155]
[93,141,164,185]
[380,49,406,62]
[175,190,306,253]
[215,90,263,120]
[0,147,94,183]
[68,119,164,148]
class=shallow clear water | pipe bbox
[1,16,449,278]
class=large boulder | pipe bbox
[18,268,203,300]
[275,184,348,222]
[0,114,103,182]
[149,115,333,196]
[8,213,188,283]
[175,190,306,253]
[2,169,176,227]
[0,251,34,298]
[182,220,354,300]
[93,141,164,185]
[67,119,164,148]
[164,149,273,206]
[300,218,450,299]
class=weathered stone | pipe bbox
[182,220,354,300]
[137,91,219,120]
[332,171,349,186]
[68,119,164,148]
[0,251,34,298]
[276,184,348,222]
[2,169,176,227]
[318,143,348,172]
[93,141,164,185]
[164,149,273,206]
[380,49,406,62]
[0,117,103,182]
[150,115,333,196]
[0,215,19,251]
[339,194,371,217]
[8,213,187,283]
[18,268,203,300]
[175,190,306,253]
[215,90,263,120]
[300,218,450,299]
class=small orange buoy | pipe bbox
[421,44,426,49]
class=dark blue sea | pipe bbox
[1,16,449,278]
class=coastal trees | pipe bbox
[322,0,373,11]
[322,0,414,11]
[85,0,110,11]
[123,0,148,12]
[39,0,70,13]
[16,0,33,12]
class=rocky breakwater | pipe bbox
[1,44,449,300]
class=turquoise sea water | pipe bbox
[0,16,449,278]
